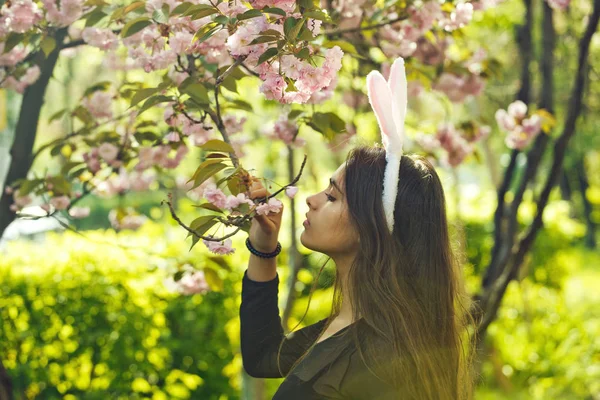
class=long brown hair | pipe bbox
[280,144,475,399]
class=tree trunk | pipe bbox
[559,169,572,201]
[282,145,303,333]
[576,157,596,249]
[476,0,600,336]
[482,0,533,290]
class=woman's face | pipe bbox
[301,163,360,258]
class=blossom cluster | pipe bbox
[415,122,490,167]
[495,100,542,150]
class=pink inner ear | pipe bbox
[388,57,407,136]
[366,71,396,149]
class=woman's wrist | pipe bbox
[248,238,279,253]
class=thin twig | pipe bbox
[163,154,308,241]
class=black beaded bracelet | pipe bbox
[246,237,282,258]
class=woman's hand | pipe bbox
[247,178,283,253]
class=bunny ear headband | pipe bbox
[366,57,407,234]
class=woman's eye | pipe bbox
[325,193,336,202]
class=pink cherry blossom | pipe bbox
[50,195,71,210]
[433,73,467,102]
[521,115,542,136]
[4,186,13,195]
[42,0,84,27]
[0,44,28,67]
[285,186,298,198]
[12,190,32,208]
[82,27,119,51]
[166,131,181,142]
[441,2,473,31]
[224,193,254,211]
[495,109,517,132]
[414,133,441,153]
[173,270,211,295]
[507,100,528,120]
[1,0,43,33]
[255,197,283,216]
[82,91,114,119]
[203,183,228,208]
[68,206,91,219]
[202,237,236,255]
[98,142,119,162]
[108,208,147,230]
[546,0,570,10]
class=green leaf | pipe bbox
[238,9,263,20]
[171,2,193,15]
[288,16,307,41]
[249,35,279,45]
[61,161,84,175]
[283,17,297,38]
[72,106,94,125]
[184,4,215,15]
[85,7,107,27]
[304,10,331,22]
[324,112,345,132]
[257,47,278,66]
[180,82,210,105]
[121,17,153,38]
[262,7,287,16]
[40,37,56,57]
[227,99,253,112]
[48,109,68,123]
[192,23,220,42]
[193,203,224,213]
[203,266,223,290]
[18,180,41,196]
[200,139,235,153]
[214,15,229,25]
[3,33,24,54]
[130,87,160,108]
[122,1,146,15]
[227,174,243,196]
[191,163,228,189]
[190,215,218,232]
[174,270,184,281]
[138,95,174,116]
[288,109,304,120]
[133,131,160,143]
[296,47,310,60]
[188,7,219,20]
[152,6,169,23]
[83,81,112,96]
[220,75,238,93]
[297,0,315,8]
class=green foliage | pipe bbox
[0,226,241,399]
[481,276,600,399]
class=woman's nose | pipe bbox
[306,193,316,209]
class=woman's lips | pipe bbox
[303,219,310,227]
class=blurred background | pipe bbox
[1,0,600,398]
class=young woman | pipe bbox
[240,58,474,399]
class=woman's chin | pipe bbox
[299,231,312,250]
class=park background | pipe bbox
[0,0,599,398]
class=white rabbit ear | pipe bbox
[387,57,407,155]
[367,70,396,151]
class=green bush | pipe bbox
[0,225,241,400]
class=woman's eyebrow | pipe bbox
[330,177,344,195]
